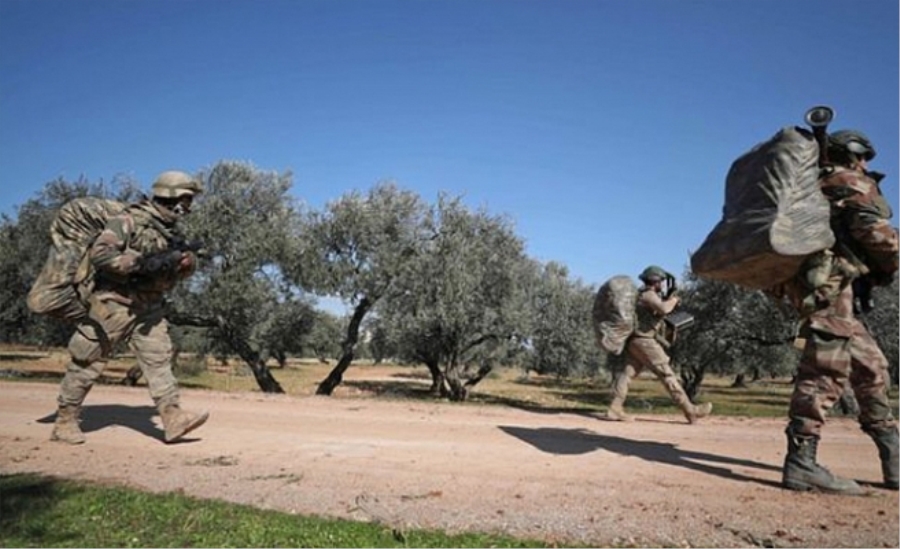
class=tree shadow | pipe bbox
[498,425,783,488]
[36,404,200,444]
[343,379,436,400]
[0,474,81,545]
[0,352,52,362]
[469,392,601,418]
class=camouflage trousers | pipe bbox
[57,292,180,409]
[789,317,895,437]
[611,336,692,409]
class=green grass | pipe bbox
[0,474,552,548]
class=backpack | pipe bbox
[591,275,638,355]
[26,197,127,321]
[690,126,835,290]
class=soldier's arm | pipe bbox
[640,290,679,316]
[90,215,142,276]
[837,183,900,278]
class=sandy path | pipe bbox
[1,381,897,547]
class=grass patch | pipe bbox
[0,473,552,548]
[3,349,897,419]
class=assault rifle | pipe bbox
[134,235,205,276]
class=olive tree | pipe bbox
[672,275,796,399]
[375,195,531,401]
[167,160,309,393]
[287,182,432,395]
[525,261,603,378]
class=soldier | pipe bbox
[778,130,899,494]
[50,171,210,445]
[606,266,713,424]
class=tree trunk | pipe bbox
[166,311,284,394]
[731,373,746,388]
[317,297,371,395]
[122,365,142,386]
[425,360,445,395]
[444,363,468,402]
[679,362,706,402]
[463,362,493,389]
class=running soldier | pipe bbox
[50,171,209,444]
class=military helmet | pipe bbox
[828,129,876,161]
[151,171,203,199]
[639,265,668,284]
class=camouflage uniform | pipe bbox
[52,172,207,445]
[608,284,712,423]
[780,164,899,491]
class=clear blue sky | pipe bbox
[2,0,898,291]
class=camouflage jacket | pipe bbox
[783,166,899,335]
[90,199,189,303]
[633,287,678,339]
[821,166,899,279]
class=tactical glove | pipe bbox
[135,250,183,275]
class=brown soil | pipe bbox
[1,378,898,548]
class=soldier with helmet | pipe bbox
[51,170,210,445]
[605,265,713,424]
[778,128,899,494]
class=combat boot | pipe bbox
[605,402,633,422]
[50,405,86,445]
[782,427,863,495]
[866,426,899,490]
[159,404,209,443]
[684,402,713,424]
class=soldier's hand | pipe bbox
[177,251,197,278]
[135,250,182,275]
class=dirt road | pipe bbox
[1,381,897,547]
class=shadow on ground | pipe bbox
[498,425,782,488]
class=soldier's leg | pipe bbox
[52,301,132,444]
[848,327,898,489]
[607,352,641,421]
[130,306,208,442]
[783,327,861,494]
[632,338,711,424]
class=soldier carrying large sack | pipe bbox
[694,107,898,494]
[595,266,712,424]
[36,171,211,445]
[774,115,899,495]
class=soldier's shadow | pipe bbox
[37,404,185,443]
[499,425,782,489]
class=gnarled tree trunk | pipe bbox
[317,297,371,395]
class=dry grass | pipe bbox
[0,346,822,418]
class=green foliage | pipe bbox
[671,274,796,399]
[525,261,603,378]
[377,195,532,399]
[172,161,316,377]
[0,474,547,548]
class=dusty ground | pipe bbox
[1,379,898,548]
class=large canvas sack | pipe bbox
[691,126,835,290]
[592,275,637,355]
[27,197,126,320]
